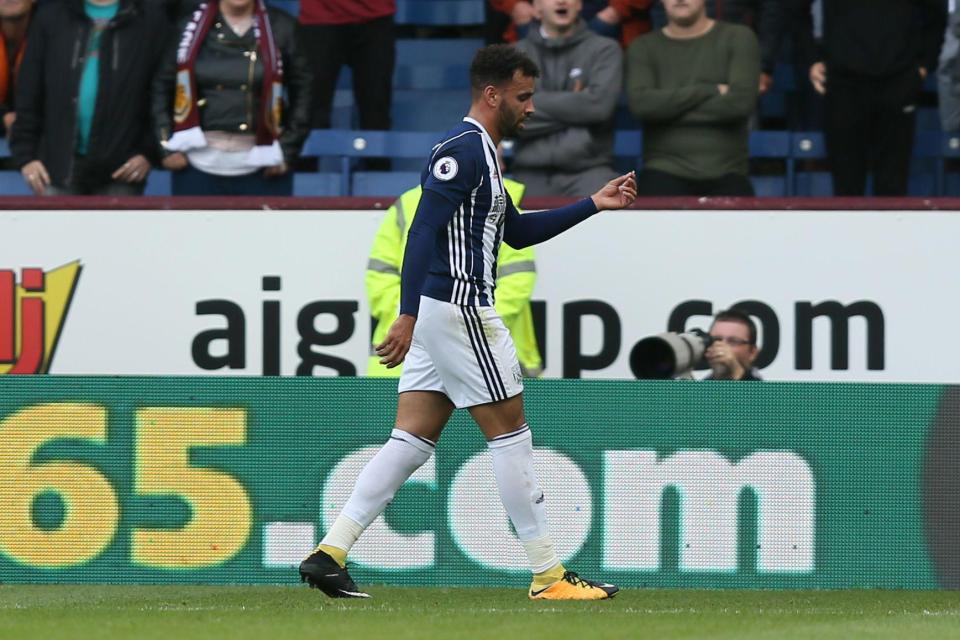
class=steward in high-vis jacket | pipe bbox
[366,179,543,377]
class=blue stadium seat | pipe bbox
[335,68,352,91]
[293,172,343,196]
[941,132,960,196]
[352,171,421,197]
[770,63,798,93]
[336,63,472,91]
[789,130,947,196]
[396,0,484,25]
[790,132,831,196]
[750,176,787,197]
[396,39,483,65]
[613,99,637,130]
[910,130,941,196]
[267,0,299,17]
[301,130,439,194]
[749,130,790,157]
[328,90,356,134]
[393,65,471,90]
[613,130,642,171]
[758,90,786,121]
[749,130,791,196]
[916,107,941,132]
[0,171,31,195]
[392,90,469,130]
[144,170,171,196]
[795,172,833,197]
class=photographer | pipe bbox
[703,309,762,381]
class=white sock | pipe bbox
[321,428,435,551]
[320,514,365,554]
[487,424,559,573]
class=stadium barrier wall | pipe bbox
[0,377,957,589]
[1,200,958,382]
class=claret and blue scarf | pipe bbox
[165,0,284,166]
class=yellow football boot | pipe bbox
[528,571,619,600]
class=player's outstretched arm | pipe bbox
[502,171,637,249]
[590,171,638,212]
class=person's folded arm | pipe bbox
[626,39,716,123]
[531,40,623,125]
[674,28,761,124]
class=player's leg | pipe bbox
[469,395,617,600]
[455,306,617,600]
[301,326,454,598]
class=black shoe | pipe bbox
[299,549,371,599]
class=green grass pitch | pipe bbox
[1,585,959,640]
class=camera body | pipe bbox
[629,329,716,379]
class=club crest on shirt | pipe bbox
[433,156,458,181]
[489,194,506,225]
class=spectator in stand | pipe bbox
[0,0,34,137]
[938,1,960,131]
[789,0,946,196]
[489,0,652,47]
[512,0,622,196]
[299,0,394,131]
[12,0,167,195]
[651,0,787,94]
[153,0,311,196]
[626,0,760,196]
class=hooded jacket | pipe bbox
[513,20,622,174]
[11,0,168,186]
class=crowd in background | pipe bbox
[0,0,952,197]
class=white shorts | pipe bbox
[398,296,524,408]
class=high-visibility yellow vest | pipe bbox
[366,179,543,377]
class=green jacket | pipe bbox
[366,179,543,377]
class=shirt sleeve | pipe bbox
[400,138,480,317]
[399,189,460,317]
[421,138,481,206]
[502,191,599,249]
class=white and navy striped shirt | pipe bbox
[418,117,507,308]
[399,118,599,317]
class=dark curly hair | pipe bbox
[469,44,540,95]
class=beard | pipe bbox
[497,105,526,139]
